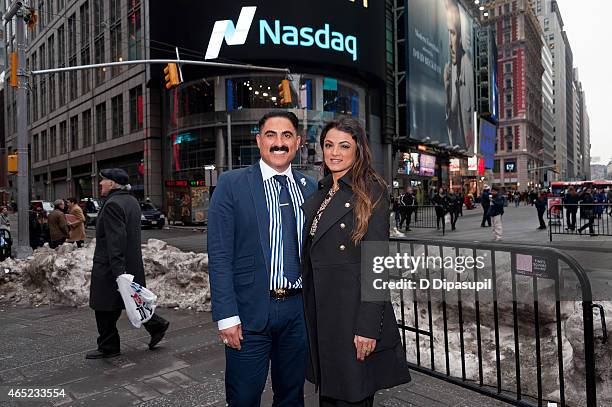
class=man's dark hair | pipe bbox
[67,197,78,204]
[258,110,299,133]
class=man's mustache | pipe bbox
[270,146,289,153]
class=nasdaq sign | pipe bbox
[205,7,358,61]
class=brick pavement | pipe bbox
[0,305,513,407]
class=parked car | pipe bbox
[140,202,165,229]
[30,200,54,215]
[79,198,101,227]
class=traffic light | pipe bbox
[163,63,180,89]
[9,52,17,88]
[476,26,498,120]
[7,155,18,173]
[278,79,292,105]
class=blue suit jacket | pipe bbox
[207,162,317,332]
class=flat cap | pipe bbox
[100,168,129,186]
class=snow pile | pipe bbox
[0,239,210,312]
[392,249,612,407]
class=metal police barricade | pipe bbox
[385,237,606,407]
[399,205,446,236]
[547,203,612,242]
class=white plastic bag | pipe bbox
[116,274,157,328]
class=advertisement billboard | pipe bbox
[467,155,478,171]
[398,152,421,175]
[419,154,437,177]
[406,0,475,150]
[449,158,461,172]
[479,119,497,169]
[150,0,386,82]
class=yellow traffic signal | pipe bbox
[7,155,18,173]
[278,79,292,105]
[163,63,180,89]
[9,52,17,88]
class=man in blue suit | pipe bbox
[208,111,317,406]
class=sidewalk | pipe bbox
[0,305,512,407]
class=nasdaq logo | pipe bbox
[259,20,357,61]
[205,7,358,62]
[205,6,257,60]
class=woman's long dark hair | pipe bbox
[320,117,387,244]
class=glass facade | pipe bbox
[164,73,366,183]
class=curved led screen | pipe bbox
[150,0,386,83]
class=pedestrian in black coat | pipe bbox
[563,187,579,230]
[480,187,491,227]
[534,192,547,229]
[87,168,169,359]
[447,189,461,230]
[301,118,411,406]
[577,188,596,235]
[431,188,449,230]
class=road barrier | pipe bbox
[389,237,606,407]
[547,203,612,242]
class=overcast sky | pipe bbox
[555,0,612,165]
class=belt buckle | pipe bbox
[273,288,286,299]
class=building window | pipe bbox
[39,44,47,117]
[31,52,38,121]
[129,85,143,132]
[70,115,79,151]
[506,108,512,118]
[58,24,67,106]
[68,13,78,101]
[94,37,105,86]
[506,141,513,151]
[38,0,46,30]
[505,93,512,103]
[83,109,92,147]
[49,126,57,158]
[505,63,512,73]
[128,0,142,60]
[48,34,56,113]
[504,32,511,44]
[96,102,107,143]
[94,0,105,85]
[60,121,67,154]
[110,0,122,76]
[80,1,92,93]
[33,134,39,162]
[111,94,124,138]
[57,0,65,10]
[494,159,500,173]
[41,130,48,160]
[505,78,512,89]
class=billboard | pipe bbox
[419,154,437,176]
[406,0,475,150]
[398,152,421,175]
[150,0,386,83]
[479,119,497,169]
[449,158,461,172]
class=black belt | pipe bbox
[270,288,302,299]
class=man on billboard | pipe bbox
[444,0,474,150]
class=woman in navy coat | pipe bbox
[301,117,411,406]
